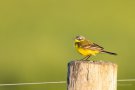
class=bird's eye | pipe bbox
[79,37,82,40]
[75,36,85,40]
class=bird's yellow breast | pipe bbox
[77,47,99,56]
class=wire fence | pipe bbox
[0,79,135,86]
[117,79,135,82]
[0,81,66,86]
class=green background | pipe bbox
[0,0,135,90]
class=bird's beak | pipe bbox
[75,39,80,42]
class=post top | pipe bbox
[68,60,117,67]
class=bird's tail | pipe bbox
[101,50,117,55]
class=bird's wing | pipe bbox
[82,42,104,51]
[92,43,104,49]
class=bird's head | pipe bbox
[75,35,86,42]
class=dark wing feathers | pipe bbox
[81,41,104,51]
[92,43,104,49]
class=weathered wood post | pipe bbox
[67,60,117,90]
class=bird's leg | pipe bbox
[81,55,90,61]
[84,55,91,61]
[81,56,89,60]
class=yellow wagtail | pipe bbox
[75,35,117,60]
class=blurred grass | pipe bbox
[0,0,135,90]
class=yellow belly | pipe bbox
[77,48,99,56]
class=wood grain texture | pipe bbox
[67,60,117,90]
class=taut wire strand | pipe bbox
[0,81,66,86]
[0,79,135,86]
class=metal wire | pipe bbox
[118,79,135,82]
[0,81,66,86]
[0,79,135,86]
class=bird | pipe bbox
[74,35,117,60]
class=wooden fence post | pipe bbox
[67,60,117,90]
